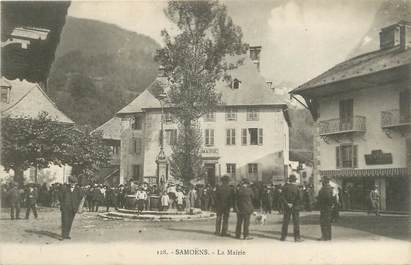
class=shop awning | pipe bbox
[320,168,410,178]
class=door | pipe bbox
[399,90,410,123]
[205,163,216,187]
[339,99,353,131]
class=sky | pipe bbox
[68,0,382,87]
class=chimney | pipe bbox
[266,81,273,91]
[249,46,262,72]
[379,21,411,50]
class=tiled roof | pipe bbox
[291,46,411,95]
[92,116,122,140]
[1,77,74,124]
[117,55,287,115]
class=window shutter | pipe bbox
[211,129,214,146]
[353,145,358,168]
[242,129,247,145]
[336,146,340,168]
[258,128,263,145]
[232,129,236,145]
[129,139,134,154]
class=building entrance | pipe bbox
[342,177,374,210]
[386,176,409,212]
[205,163,216,187]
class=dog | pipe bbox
[253,212,267,225]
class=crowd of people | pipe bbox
[1,174,380,242]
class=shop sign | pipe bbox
[364,150,392,165]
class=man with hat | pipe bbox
[369,184,380,216]
[280,174,303,242]
[234,178,254,240]
[59,176,82,240]
[214,175,234,236]
[318,176,334,240]
[8,182,21,220]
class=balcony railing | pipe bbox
[319,115,366,136]
[381,109,411,128]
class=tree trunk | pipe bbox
[13,166,25,186]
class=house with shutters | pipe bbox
[290,21,411,212]
[0,77,74,184]
[114,46,291,186]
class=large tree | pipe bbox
[155,1,247,183]
[1,112,110,185]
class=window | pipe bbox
[232,78,241,89]
[225,108,237,121]
[165,129,177,145]
[241,129,247,145]
[226,129,236,145]
[131,138,142,154]
[164,112,173,123]
[204,112,215,122]
[226,163,236,177]
[205,129,215,146]
[249,128,258,145]
[247,108,259,121]
[1,86,10,103]
[248,163,258,177]
[132,165,141,179]
[336,144,358,168]
[132,116,143,130]
[111,145,120,156]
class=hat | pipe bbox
[321,176,330,183]
[241,178,250,184]
[288,175,297,182]
[221,175,230,183]
[68,176,78,184]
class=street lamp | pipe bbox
[156,91,168,188]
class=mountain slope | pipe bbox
[47,17,160,127]
[348,0,411,58]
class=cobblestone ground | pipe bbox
[0,207,409,244]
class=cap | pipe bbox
[221,175,230,183]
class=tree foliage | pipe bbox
[1,112,110,184]
[169,122,204,184]
[155,1,247,182]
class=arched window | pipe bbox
[232,78,241,89]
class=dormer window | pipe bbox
[232,79,241,89]
[1,86,10,103]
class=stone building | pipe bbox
[290,21,411,211]
[114,47,291,186]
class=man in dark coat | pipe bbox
[234,178,254,240]
[25,185,38,219]
[318,176,334,241]
[8,182,21,220]
[214,175,233,236]
[280,175,303,242]
[59,176,82,240]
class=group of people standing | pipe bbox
[213,174,337,241]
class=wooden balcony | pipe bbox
[381,109,411,129]
[319,116,366,136]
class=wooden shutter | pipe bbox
[210,129,214,146]
[242,129,247,145]
[129,139,134,154]
[258,128,263,145]
[336,146,340,168]
[232,129,236,145]
[353,145,358,168]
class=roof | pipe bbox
[1,77,74,124]
[92,116,122,140]
[291,46,411,95]
[117,55,287,115]
[1,1,70,82]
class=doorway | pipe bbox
[205,163,216,187]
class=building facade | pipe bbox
[115,48,291,186]
[0,77,74,184]
[291,21,411,212]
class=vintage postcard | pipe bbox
[0,0,410,264]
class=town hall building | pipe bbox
[103,47,291,186]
